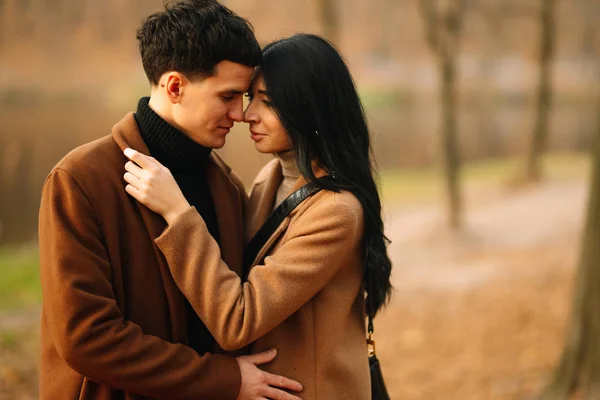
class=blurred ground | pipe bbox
[377,177,585,399]
[0,157,588,400]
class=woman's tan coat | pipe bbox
[156,159,371,400]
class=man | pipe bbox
[38,1,302,399]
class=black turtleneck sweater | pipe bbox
[135,97,219,355]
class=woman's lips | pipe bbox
[250,130,265,141]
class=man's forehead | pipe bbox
[213,61,254,79]
[210,61,254,91]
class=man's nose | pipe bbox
[229,98,244,122]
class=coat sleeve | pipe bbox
[155,197,363,351]
[38,168,241,400]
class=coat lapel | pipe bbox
[246,160,282,241]
[248,164,330,269]
[205,153,245,277]
[111,113,188,343]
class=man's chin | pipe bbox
[211,137,227,149]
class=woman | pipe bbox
[124,34,393,399]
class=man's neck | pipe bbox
[147,92,189,139]
[135,97,211,173]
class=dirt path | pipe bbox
[377,179,587,399]
[386,179,586,292]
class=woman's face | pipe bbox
[244,73,293,154]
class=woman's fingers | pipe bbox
[123,172,141,187]
[124,148,155,169]
[125,183,144,202]
[125,160,145,178]
[122,147,187,220]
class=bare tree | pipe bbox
[419,0,468,230]
[537,7,600,399]
[538,97,600,400]
[0,140,35,244]
[0,135,5,243]
[525,0,557,182]
[316,0,339,45]
[67,0,86,29]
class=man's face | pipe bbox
[173,60,254,149]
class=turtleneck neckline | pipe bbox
[273,150,301,210]
[135,97,212,172]
[276,150,300,180]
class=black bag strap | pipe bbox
[366,262,375,335]
[365,247,377,355]
[243,178,329,269]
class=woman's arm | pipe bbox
[123,149,363,351]
[156,199,362,351]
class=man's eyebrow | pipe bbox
[258,90,269,95]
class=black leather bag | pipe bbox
[369,354,390,400]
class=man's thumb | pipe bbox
[247,348,277,366]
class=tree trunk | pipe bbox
[0,140,35,244]
[440,54,462,229]
[418,0,465,230]
[538,97,600,400]
[67,0,86,29]
[526,0,556,182]
[316,0,339,44]
[0,135,5,243]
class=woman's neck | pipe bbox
[276,150,300,180]
[273,150,300,210]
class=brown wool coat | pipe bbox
[38,113,246,400]
[155,159,372,400]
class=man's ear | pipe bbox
[161,72,187,104]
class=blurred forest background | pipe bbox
[1,0,600,399]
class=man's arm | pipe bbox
[39,168,237,400]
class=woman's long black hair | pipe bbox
[261,33,393,316]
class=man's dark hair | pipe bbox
[136,0,262,85]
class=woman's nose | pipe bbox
[243,103,258,123]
